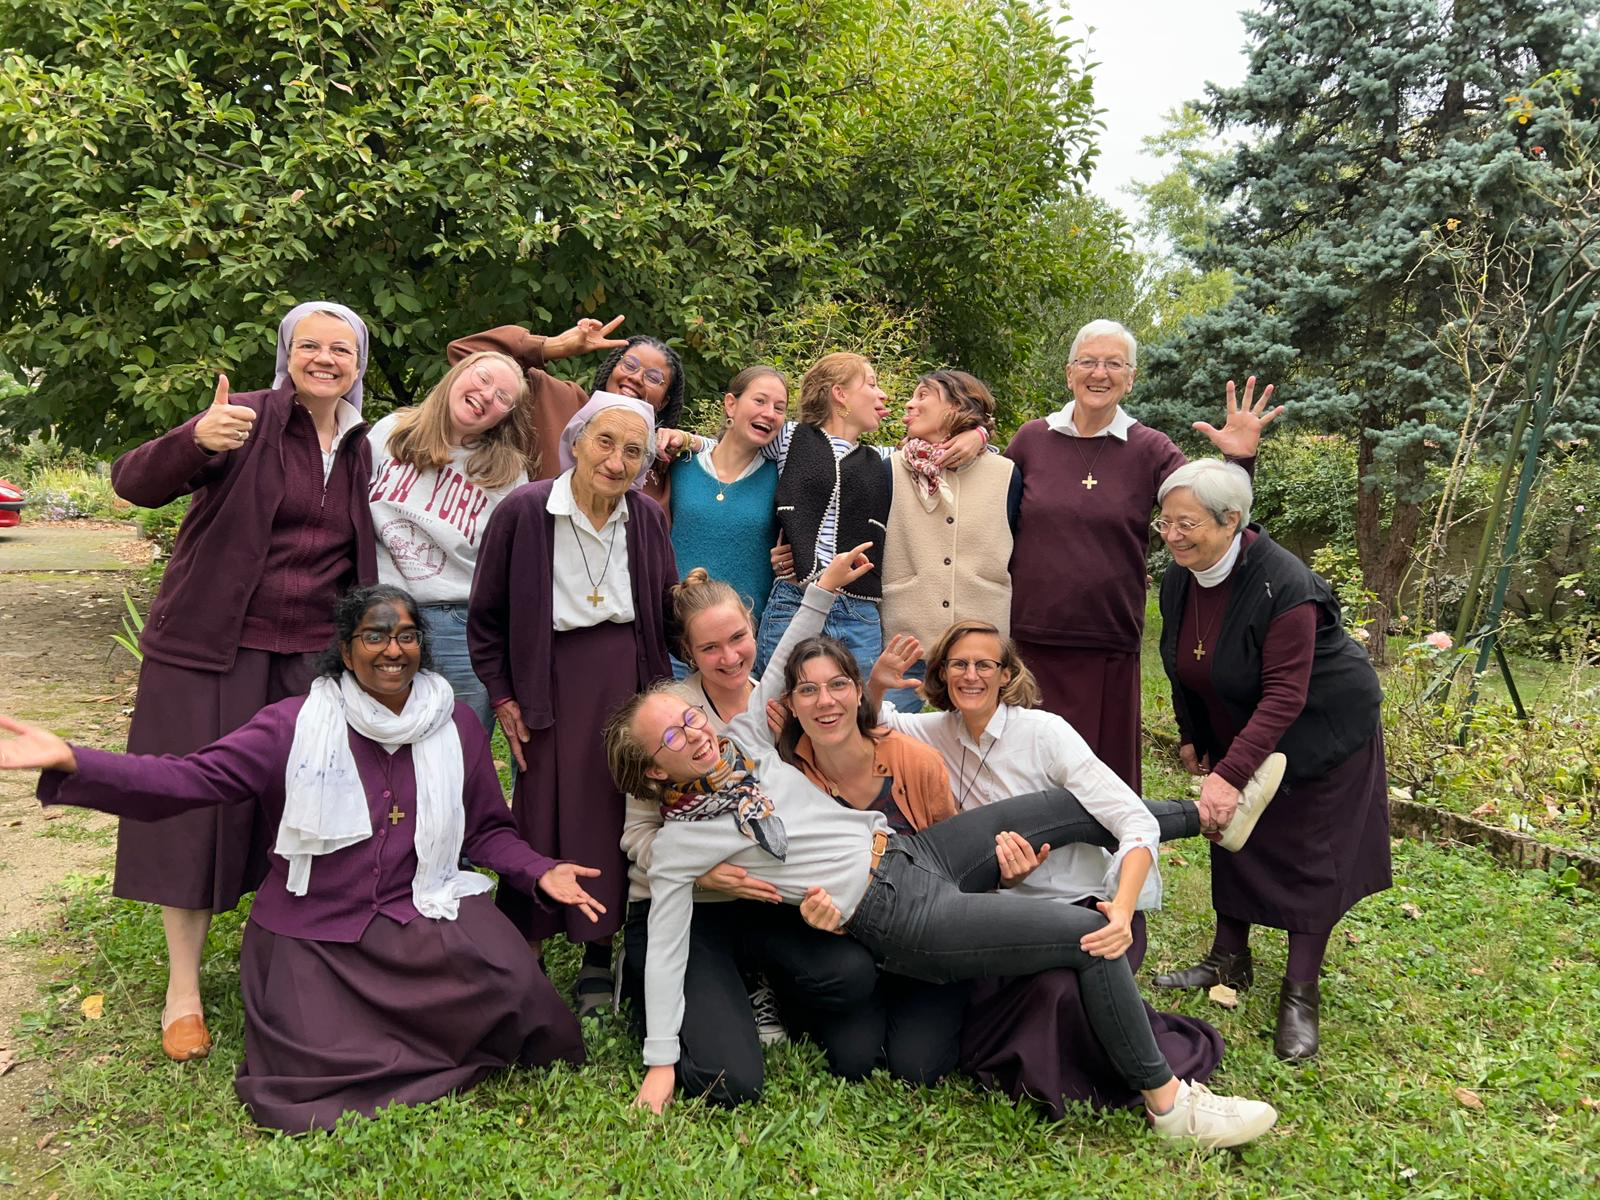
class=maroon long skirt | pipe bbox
[1212,730,1392,933]
[1012,641,1142,792]
[114,650,318,911]
[497,620,636,943]
[960,907,1223,1116]
[236,893,584,1133]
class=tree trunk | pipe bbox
[1355,431,1425,666]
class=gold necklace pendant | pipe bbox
[1082,472,1098,490]
[1193,641,1206,661]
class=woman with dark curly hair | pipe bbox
[0,585,599,1133]
[448,315,685,503]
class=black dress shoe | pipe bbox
[1274,979,1320,1062]
[1152,949,1253,990]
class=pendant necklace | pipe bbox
[1190,581,1225,662]
[956,720,1004,809]
[376,747,405,826]
[569,513,622,608]
[1069,434,1110,491]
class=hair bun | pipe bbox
[681,567,711,588]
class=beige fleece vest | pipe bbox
[881,450,1015,648]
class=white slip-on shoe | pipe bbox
[1148,1079,1278,1149]
[1216,752,1286,852]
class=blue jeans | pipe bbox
[419,603,493,730]
[885,660,927,713]
[755,579,882,679]
[847,788,1203,1093]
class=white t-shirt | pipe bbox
[366,412,528,606]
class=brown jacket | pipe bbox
[793,729,956,832]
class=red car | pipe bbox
[0,478,24,528]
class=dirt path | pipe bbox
[0,523,153,1195]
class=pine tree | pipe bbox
[1141,0,1600,657]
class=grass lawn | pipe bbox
[8,752,1598,1199]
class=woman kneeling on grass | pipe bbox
[604,546,1282,1148]
[0,585,598,1134]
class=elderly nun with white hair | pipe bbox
[1150,459,1390,1063]
[108,300,378,1062]
[1004,319,1283,792]
[468,391,678,1014]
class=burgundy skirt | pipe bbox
[236,893,584,1133]
[1012,641,1142,792]
[960,908,1223,1116]
[115,650,318,911]
[498,620,637,943]
[1211,730,1392,932]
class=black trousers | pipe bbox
[621,897,881,1105]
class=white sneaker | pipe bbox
[1148,1080,1278,1149]
[748,981,787,1046]
[1216,752,1286,853]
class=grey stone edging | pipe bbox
[1389,797,1600,892]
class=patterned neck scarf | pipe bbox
[899,438,954,513]
[662,736,789,861]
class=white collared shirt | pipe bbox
[879,702,1164,909]
[320,399,365,482]
[546,469,635,630]
[1044,401,1138,441]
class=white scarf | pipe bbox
[1190,531,1244,588]
[277,671,493,919]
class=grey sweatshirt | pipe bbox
[642,583,887,1067]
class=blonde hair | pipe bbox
[672,568,756,663]
[384,351,536,490]
[603,680,685,803]
[798,353,871,426]
[920,620,1042,711]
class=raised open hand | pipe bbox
[193,374,258,453]
[1193,376,1283,458]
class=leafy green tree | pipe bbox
[1138,0,1600,657]
[0,0,1105,450]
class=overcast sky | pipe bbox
[1056,1,1261,222]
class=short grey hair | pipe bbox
[1068,319,1138,368]
[1158,459,1252,529]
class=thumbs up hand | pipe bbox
[193,374,259,452]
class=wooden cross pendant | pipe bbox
[1081,473,1099,490]
[1192,642,1206,661]
[586,589,605,608]
[387,805,405,825]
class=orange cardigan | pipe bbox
[792,728,956,832]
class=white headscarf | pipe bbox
[272,301,371,410]
[558,390,658,487]
[276,670,492,919]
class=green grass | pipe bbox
[11,769,1599,1199]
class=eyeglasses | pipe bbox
[619,353,668,388]
[472,366,517,412]
[790,677,857,702]
[1071,357,1129,373]
[658,705,708,753]
[356,629,422,649]
[945,658,1002,678]
[1150,516,1213,536]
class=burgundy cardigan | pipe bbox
[38,696,557,943]
[111,381,377,672]
[467,479,677,731]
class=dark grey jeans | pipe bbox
[846,788,1202,1093]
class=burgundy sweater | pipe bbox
[38,696,557,943]
[110,382,376,672]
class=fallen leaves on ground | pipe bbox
[79,993,104,1020]
[1207,984,1239,1009]
[1401,902,1423,919]
[1454,1087,1484,1111]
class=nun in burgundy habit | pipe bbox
[469,392,677,1014]
[1004,319,1281,791]
[110,302,377,1062]
[0,586,594,1133]
[1151,461,1390,1062]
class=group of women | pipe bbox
[0,300,1392,1147]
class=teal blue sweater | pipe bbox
[669,454,779,621]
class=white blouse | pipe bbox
[878,703,1163,909]
[545,470,635,630]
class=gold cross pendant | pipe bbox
[1192,642,1206,661]
[586,589,605,607]
[1082,473,1098,490]
[388,805,405,825]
